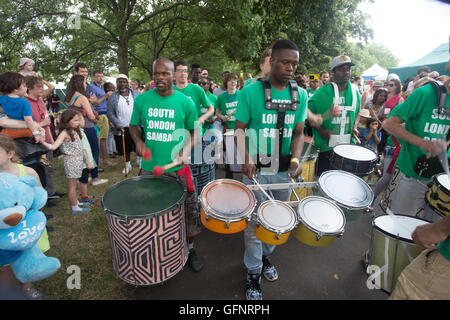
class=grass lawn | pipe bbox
[35,153,142,300]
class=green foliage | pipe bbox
[0,0,398,84]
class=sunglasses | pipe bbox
[199,82,209,85]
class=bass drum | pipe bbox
[102,175,187,286]
[367,214,429,293]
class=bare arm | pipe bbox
[42,80,55,100]
[0,117,28,129]
[76,96,97,123]
[198,104,215,125]
[289,122,305,178]
[412,214,450,249]
[41,130,68,150]
[235,120,255,179]
[383,115,445,155]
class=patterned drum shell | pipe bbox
[102,175,187,286]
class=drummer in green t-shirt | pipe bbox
[129,57,205,273]
[308,55,361,175]
[235,39,308,300]
[382,78,449,219]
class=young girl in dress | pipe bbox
[41,110,94,214]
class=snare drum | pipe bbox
[102,175,187,286]
[254,200,297,245]
[293,196,345,247]
[317,170,373,221]
[291,142,319,201]
[367,214,429,293]
[200,179,256,234]
[330,144,378,177]
[425,173,450,217]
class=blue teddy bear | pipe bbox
[0,173,60,283]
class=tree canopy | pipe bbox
[0,0,399,83]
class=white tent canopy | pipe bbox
[361,64,388,81]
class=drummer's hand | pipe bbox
[420,139,447,156]
[243,163,256,180]
[135,140,146,157]
[288,161,302,179]
[412,223,447,249]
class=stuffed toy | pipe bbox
[0,173,60,283]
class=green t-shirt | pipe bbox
[235,80,308,159]
[216,90,241,129]
[438,236,450,261]
[244,78,256,88]
[174,83,212,133]
[130,90,198,173]
[308,82,361,152]
[386,83,450,180]
[306,88,316,100]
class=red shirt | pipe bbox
[25,96,54,144]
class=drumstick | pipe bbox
[153,161,182,176]
[252,177,276,204]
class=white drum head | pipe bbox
[437,173,450,191]
[298,196,345,235]
[201,180,255,220]
[319,170,373,208]
[224,130,235,136]
[334,144,377,161]
[258,200,296,232]
[374,215,429,241]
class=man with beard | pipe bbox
[308,55,361,175]
[129,58,204,273]
[106,74,140,175]
[235,39,308,300]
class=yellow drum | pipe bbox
[254,200,297,245]
[293,196,345,247]
[425,173,450,217]
[291,142,318,201]
[200,179,256,234]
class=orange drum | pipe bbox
[200,179,256,234]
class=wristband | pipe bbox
[32,130,41,135]
[48,144,53,149]
[290,157,300,166]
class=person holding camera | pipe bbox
[306,74,320,99]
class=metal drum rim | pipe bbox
[332,143,378,161]
[101,175,187,219]
[256,199,297,233]
[199,178,256,222]
[318,170,374,209]
[372,214,430,244]
[297,196,346,236]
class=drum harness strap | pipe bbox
[329,82,357,148]
[257,78,299,171]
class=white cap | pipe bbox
[330,55,355,71]
[116,74,129,81]
[359,109,371,118]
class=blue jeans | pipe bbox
[83,127,99,180]
[242,172,292,275]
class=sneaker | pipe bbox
[78,195,98,204]
[122,164,132,175]
[78,202,90,208]
[187,249,204,272]
[262,256,278,282]
[246,273,262,300]
[92,178,108,186]
[71,207,91,214]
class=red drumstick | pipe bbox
[153,161,181,176]
[142,148,152,161]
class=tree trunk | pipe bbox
[117,37,129,76]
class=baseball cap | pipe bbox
[330,55,355,71]
[116,74,129,81]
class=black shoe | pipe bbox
[45,214,54,220]
[46,226,54,232]
[187,249,204,272]
[246,273,262,300]
[48,192,65,199]
[98,168,105,173]
[46,200,55,208]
